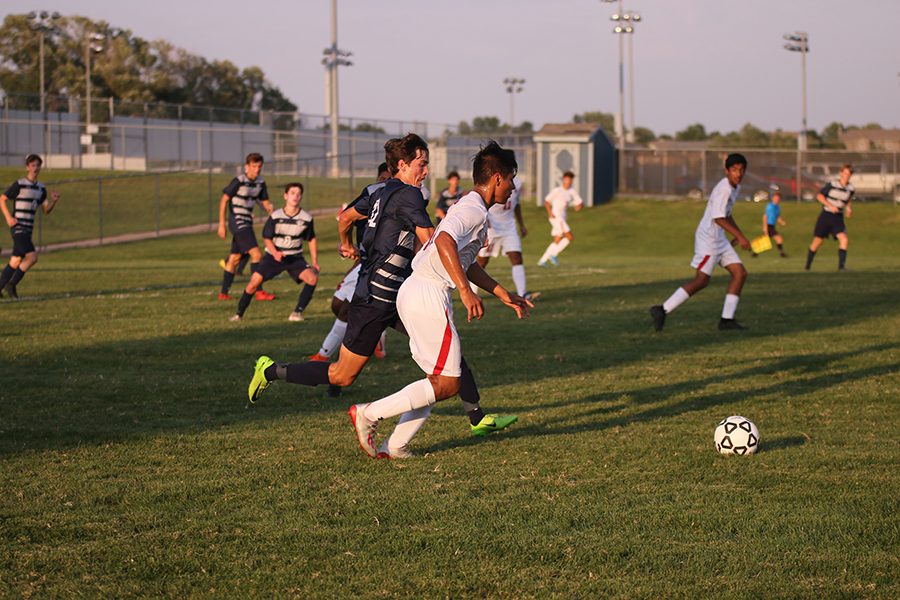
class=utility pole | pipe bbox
[784,31,810,201]
[503,78,525,132]
[322,0,352,178]
[28,10,61,158]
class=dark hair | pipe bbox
[384,133,428,175]
[25,154,43,166]
[447,171,460,180]
[562,171,575,179]
[841,163,854,173]
[377,162,389,176]
[472,141,518,186]
[724,153,747,169]
[245,152,264,165]
[284,182,304,194]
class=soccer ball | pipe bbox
[714,416,760,455]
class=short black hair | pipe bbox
[377,162,389,176]
[725,153,747,169]
[25,154,42,166]
[284,182,304,194]
[472,141,517,186]
[447,171,460,180]
[246,152,264,165]
[384,133,428,176]
[562,171,575,179]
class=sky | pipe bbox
[5,0,899,135]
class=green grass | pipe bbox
[1,200,899,598]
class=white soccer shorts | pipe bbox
[478,228,522,258]
[550,217,571,237]
[397,274,462,378]
[333,263,361,302]
[690,244,742,276]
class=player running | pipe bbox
[538,171,583,266]
[217,153,273,301]
[0,154,60,298]
[805,164,854,271]
[349,141,532,459]
[476,174,539,300]
[247,134,517,444]
[229,182,318,322]
[650,153,751,331]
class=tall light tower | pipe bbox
[625,12,641,143]
[783,32,809,151]
[84,31,105,154]
[321,0,352,178]
[503,77,525,132]
[28,10,61,158]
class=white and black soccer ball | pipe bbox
[714,416,760,455]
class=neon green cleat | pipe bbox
[471,414,518,437]
[248,355,275,404]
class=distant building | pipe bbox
[840,129,900,152]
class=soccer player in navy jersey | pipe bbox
[217,153,273,300]
[0,154,60,298]
[247,134,517,444]
[805,164,854,271]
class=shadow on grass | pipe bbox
[762,434,809,453]
[2,270,898,456]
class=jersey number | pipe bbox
[367,198,381,228]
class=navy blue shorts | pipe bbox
[343,296,407,357]
[255,253,312,282]
[766,224,778,237]
[813,212,845,239]
[11,231,35,257]
[230,228,259,254]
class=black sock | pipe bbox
[295,283,317,312]
[236,292,253,316]
[838,249,847,269]
[0,265,14,289]
[264,364,278,381]
[459,356,484,425]
[777,243,783,251]
[8,268,25,287]
[285,361,331,386]
[805,249,816,270]
[221,270,235,294]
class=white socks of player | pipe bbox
[554,237,570,255]
[318,318,347,358]
[364,378,436,422]
[540,238,572,263]
[511,265,526,296]
[386,405,433,450]
[722,293,740,319]
[662,287,690,314]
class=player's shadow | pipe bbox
[762,434,809,453]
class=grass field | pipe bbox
[1,199,899,598]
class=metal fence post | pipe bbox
[208,167,213,229]
[349,134,356,194]
[143,103,150,170]
[700,150,707,197]
[98,178,103,244]
[155,172,161,236]
[796,147,802,202]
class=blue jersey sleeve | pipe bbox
[302,219,316,241]
[4,181,20,200]
[258,181,269,202]
[395,187,433,230]
[261,216,275,240]
[223,177,240,198]
[818,182,833,197]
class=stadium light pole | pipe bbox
[322,0,352,178]
[626,12,641,144]
[784,31,809,202]
[503,77,525,132]
[28,10,61,158]
[84,31,105,154]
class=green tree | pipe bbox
[633,126,656,145]
[675,123,708,141]
[572,111,615,132]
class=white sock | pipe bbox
[539,242,558,263]
[378,330,387,352]
[722,293,740,319]
[511,264,526,296]
[554,237,570,256]
[318,318,347,357]
[364,378,436,421]
[663,287,690,314]
[387,405,433,449]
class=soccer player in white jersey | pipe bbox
[476,174,539,301]
[650,153,752,332]
[805,164,854,271]
[538,171,583,266]
[348,142,532,459]
[0,154,60,298]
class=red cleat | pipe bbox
[217,293,233,300]
[255,290,276,301]
[308,352,329,362]
[374,338,386,359]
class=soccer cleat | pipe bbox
[248,355,275,404]
[718,318,747,331]
[229,314,242,322]
[5,285,17,299]
[255,290,276,301]
[537,259,548,267]
[548,255,559,266]
[218,259,227,270]
[470,413,518,437]
[374,338,386,359]
[523,291,542,302]
[218,292,234,300]
[309,352,329,362]
[377,440,413,459]
[348,404,378,457]
[288,311,304,322]
[649,305,666,332]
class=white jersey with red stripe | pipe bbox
[412,191,489,289]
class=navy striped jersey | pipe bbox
[261,208,315,256]
[345,181,387,250]
[352,178,433,304]
[223,174,269,231]
[819,180,855,213]
[4,178,47,235]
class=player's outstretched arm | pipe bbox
[263,237,282,261]
[308,237,318,270]
[761,213,768,234]
[467,262,532,319]
[714,216,750,250]
[435,232,483,322]
[217,193,230,239]
[0,194,15,227]
[337,208,366,259]
[44,191,60,214]
[261,199,274,214]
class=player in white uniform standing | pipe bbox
[650,153,751,331]
[476,175,539,301]
[538,170,583,266]
[348,142,532,458]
